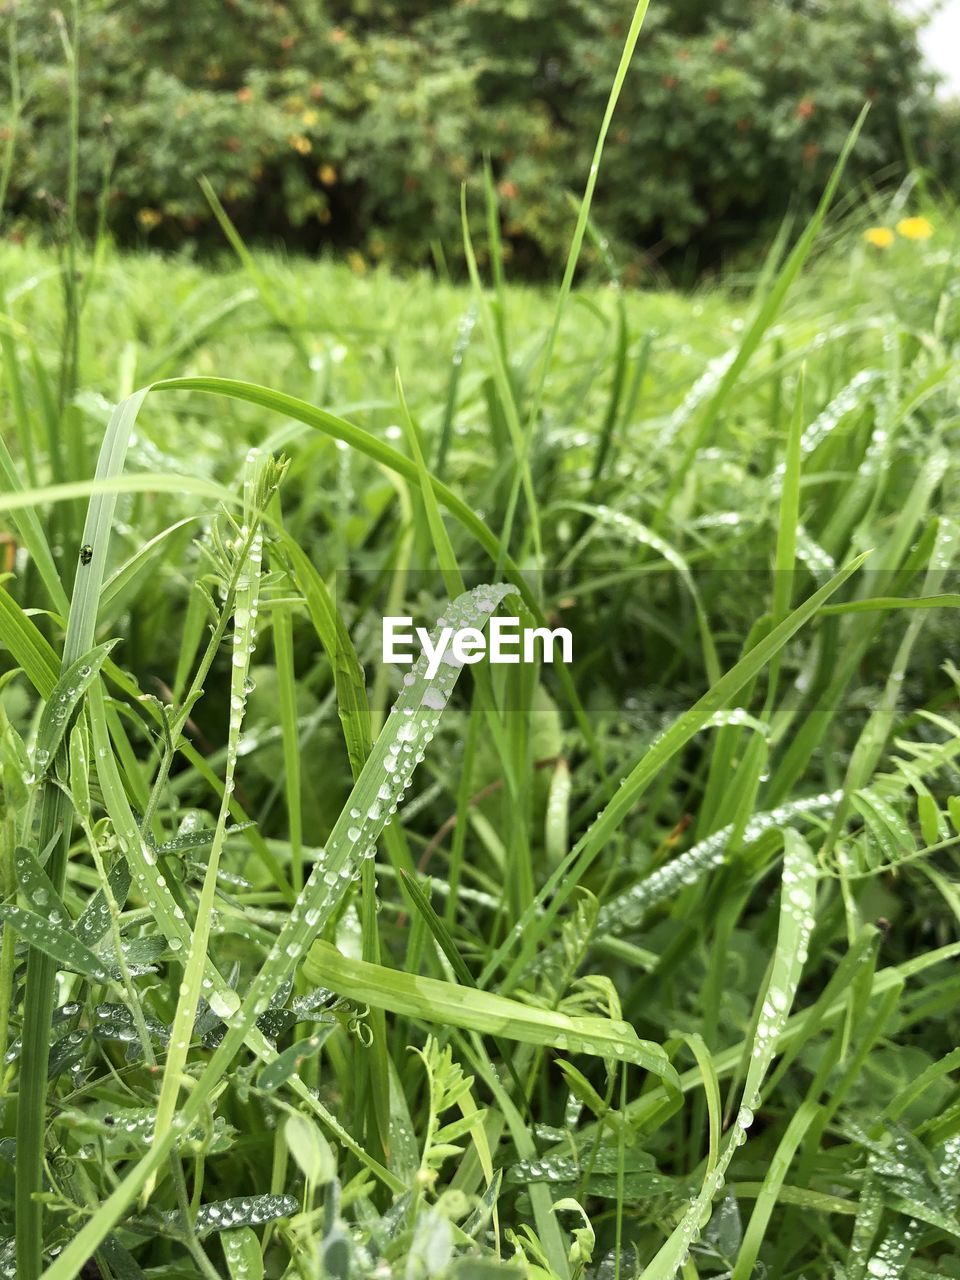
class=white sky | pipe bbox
[914,1,960,95]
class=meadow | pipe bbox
[1,97,960,1280]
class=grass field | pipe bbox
[1,154,960,1280]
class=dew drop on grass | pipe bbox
[209,989,242,1019]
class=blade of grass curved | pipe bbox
[0,431,67,612]
[304,941,679,1086]
[673,1032,721,1178]
[0,585,60,698]
[151,377,516,585]
[0,472,233,516]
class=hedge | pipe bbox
[1,0,946,275]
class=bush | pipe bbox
[1,0,945,274]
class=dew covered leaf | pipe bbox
[117,935,167,974]
[591,791,838,940]
[851,790,917,863]
[221,1227,264,1280]
[13,845,69,922]
[256,1026,334,1092]
[33,640,118,778]
[46,1028,89,1081]
[187,1193,299,1238]
[154,820,255,858]
[507,1148,673,1200]
[0,905,113,982]
[91,1002,170,1050]
[72,856,132,947]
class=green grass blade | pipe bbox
[304,942,679,1084]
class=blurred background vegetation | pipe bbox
[1,0,958,279]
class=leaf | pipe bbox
[221,1229,264,1280]
[0,906,112,982]
[555,1060,607,1118]
[68,721,91,824]
[285,1111,336,1187]
[72,858,132,948]
[13,846,69,923]
[188,1194,299,1239]
[918,793,941,846]
[507,1148,672,1200]
[256,1027,334,1093]
[33,640,118,778]
[153,822,254,857]
[304,942,680,1088]
[96,1238,148,1280]
[545,758,571,868]
[852,790,916,862]
[594,791,838,938]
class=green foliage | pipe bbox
[0,145,959,1277]
[2,0,944,273]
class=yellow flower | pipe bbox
[318,163,337,185]
[136,207,162,230]
[896,216,934,241]
[288,133,312,155]
[863,226,894,249]
[301,109,319,126]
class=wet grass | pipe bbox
[1,84,959,1280]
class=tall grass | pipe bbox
[1,8,959,1278]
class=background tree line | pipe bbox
[3,0,956,277]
